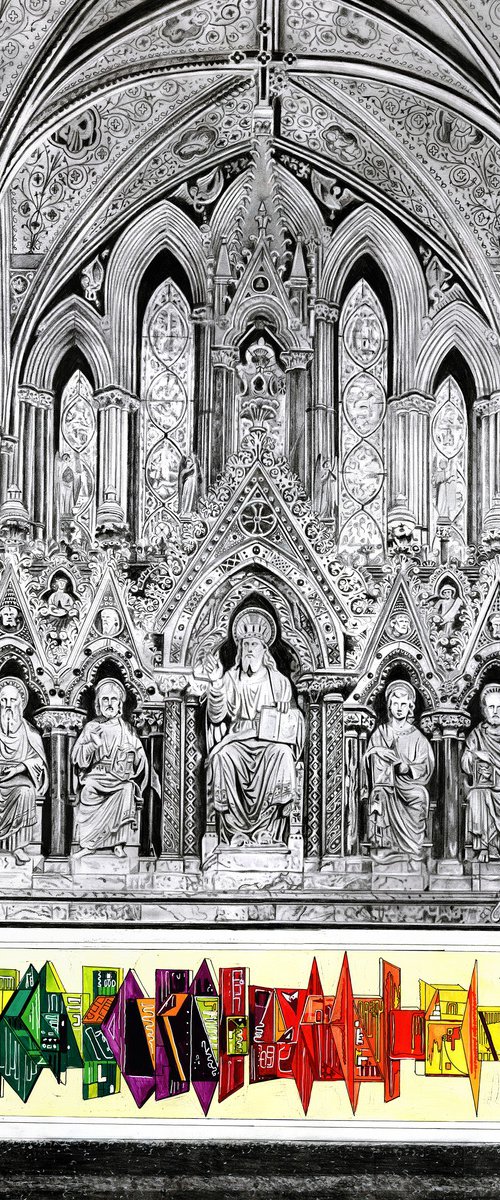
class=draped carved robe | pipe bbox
[366,719,435,861]
[206,665,303,847]
[0,721,48,852]
[461,722,500,856]
[72,716,147,852]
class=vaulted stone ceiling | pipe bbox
[1,0,500,405]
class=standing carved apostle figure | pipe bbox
[365,680,434,862]
[71,678,148,857]
[0,678,48,864]
[205,609,304,847]
[461,684,500,861]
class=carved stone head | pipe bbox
[0,678,28,734]
[480,685,500,728]
[385,679,416,723]
[94,678,126,721]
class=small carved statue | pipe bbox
[461,684,500,861]
[313,454,337,520]
[205,608,304,847]
[55,451,82,531]
[430,582,463,639]
[178,453,203,515]
[365,680,434,862]
[432,455,457,522]
[71,678,148,858]
[40,574,79,647]
[0,678,48,865]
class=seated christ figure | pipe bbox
[205,608,304,847]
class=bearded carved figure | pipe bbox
[0,678,48,864]
[365,680,435,863]
[71,678,148,858]
[461,685,500,862]
[204,608,304,848]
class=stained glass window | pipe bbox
[338,280,387,564]
[55,370,96,543]
[139,280,194,544]
[430,376,467,553]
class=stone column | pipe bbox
[387,392,434,547]
[282,350,313,488]
[192,306,213,487]
[183,695,202,870]
[211,348,238,483]
[17,386,54,537]
[322,691,344,859]
[159,693,183,865]
[303,686,322,867]
[313,301,338,468]
[475,393,500,545]
[34,708,85,868]
[132,706,165,860]
[94,387,138,535]
[421,707,470,877]
[342,706,376,860]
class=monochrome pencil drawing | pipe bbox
[0,0,500,925]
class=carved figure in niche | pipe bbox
[489,614,500,640]
[365,680,434,863]
[0,679,48,865]
[71,679,148,858]
[429,582,463,639]
[432,455,457,521]
[0,604,21,632]
[205,608,304,847]
[178,453,203,515]
[54,451,83,529]
[40,574,79,646]
[96,607,123,638]
[461,685,500,861]
[313,454,337,519]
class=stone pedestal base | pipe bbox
[321,855,371,875]
[470,861,500,892]
[371,856,428,893]
[70,849,139,877]
[206,844,299,874]
[43,856,71,875]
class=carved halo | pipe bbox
[65,647,151,707]
[351,645,439,712]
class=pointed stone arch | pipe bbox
[322,204,427,393]
[105,200,207,394]
[21,297,112,393]
[416,301,500,395]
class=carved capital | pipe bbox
[211,347,238,370]
[343,706,376,734]
[18,385,53,410]
[94,387,139,412]
[475,392,500,419]
[298,675,344,702]
[34,707,86,736]
[315,300,339,323]
[420,707,470,738]
[132,706,164,736]
[192,305,211,325]
[282,350,313,372]
[388,391,434,416]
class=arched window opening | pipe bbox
[338,279,388,564]
[139,280,194,544]
[55,369,97,543]
[430,375,468,555]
